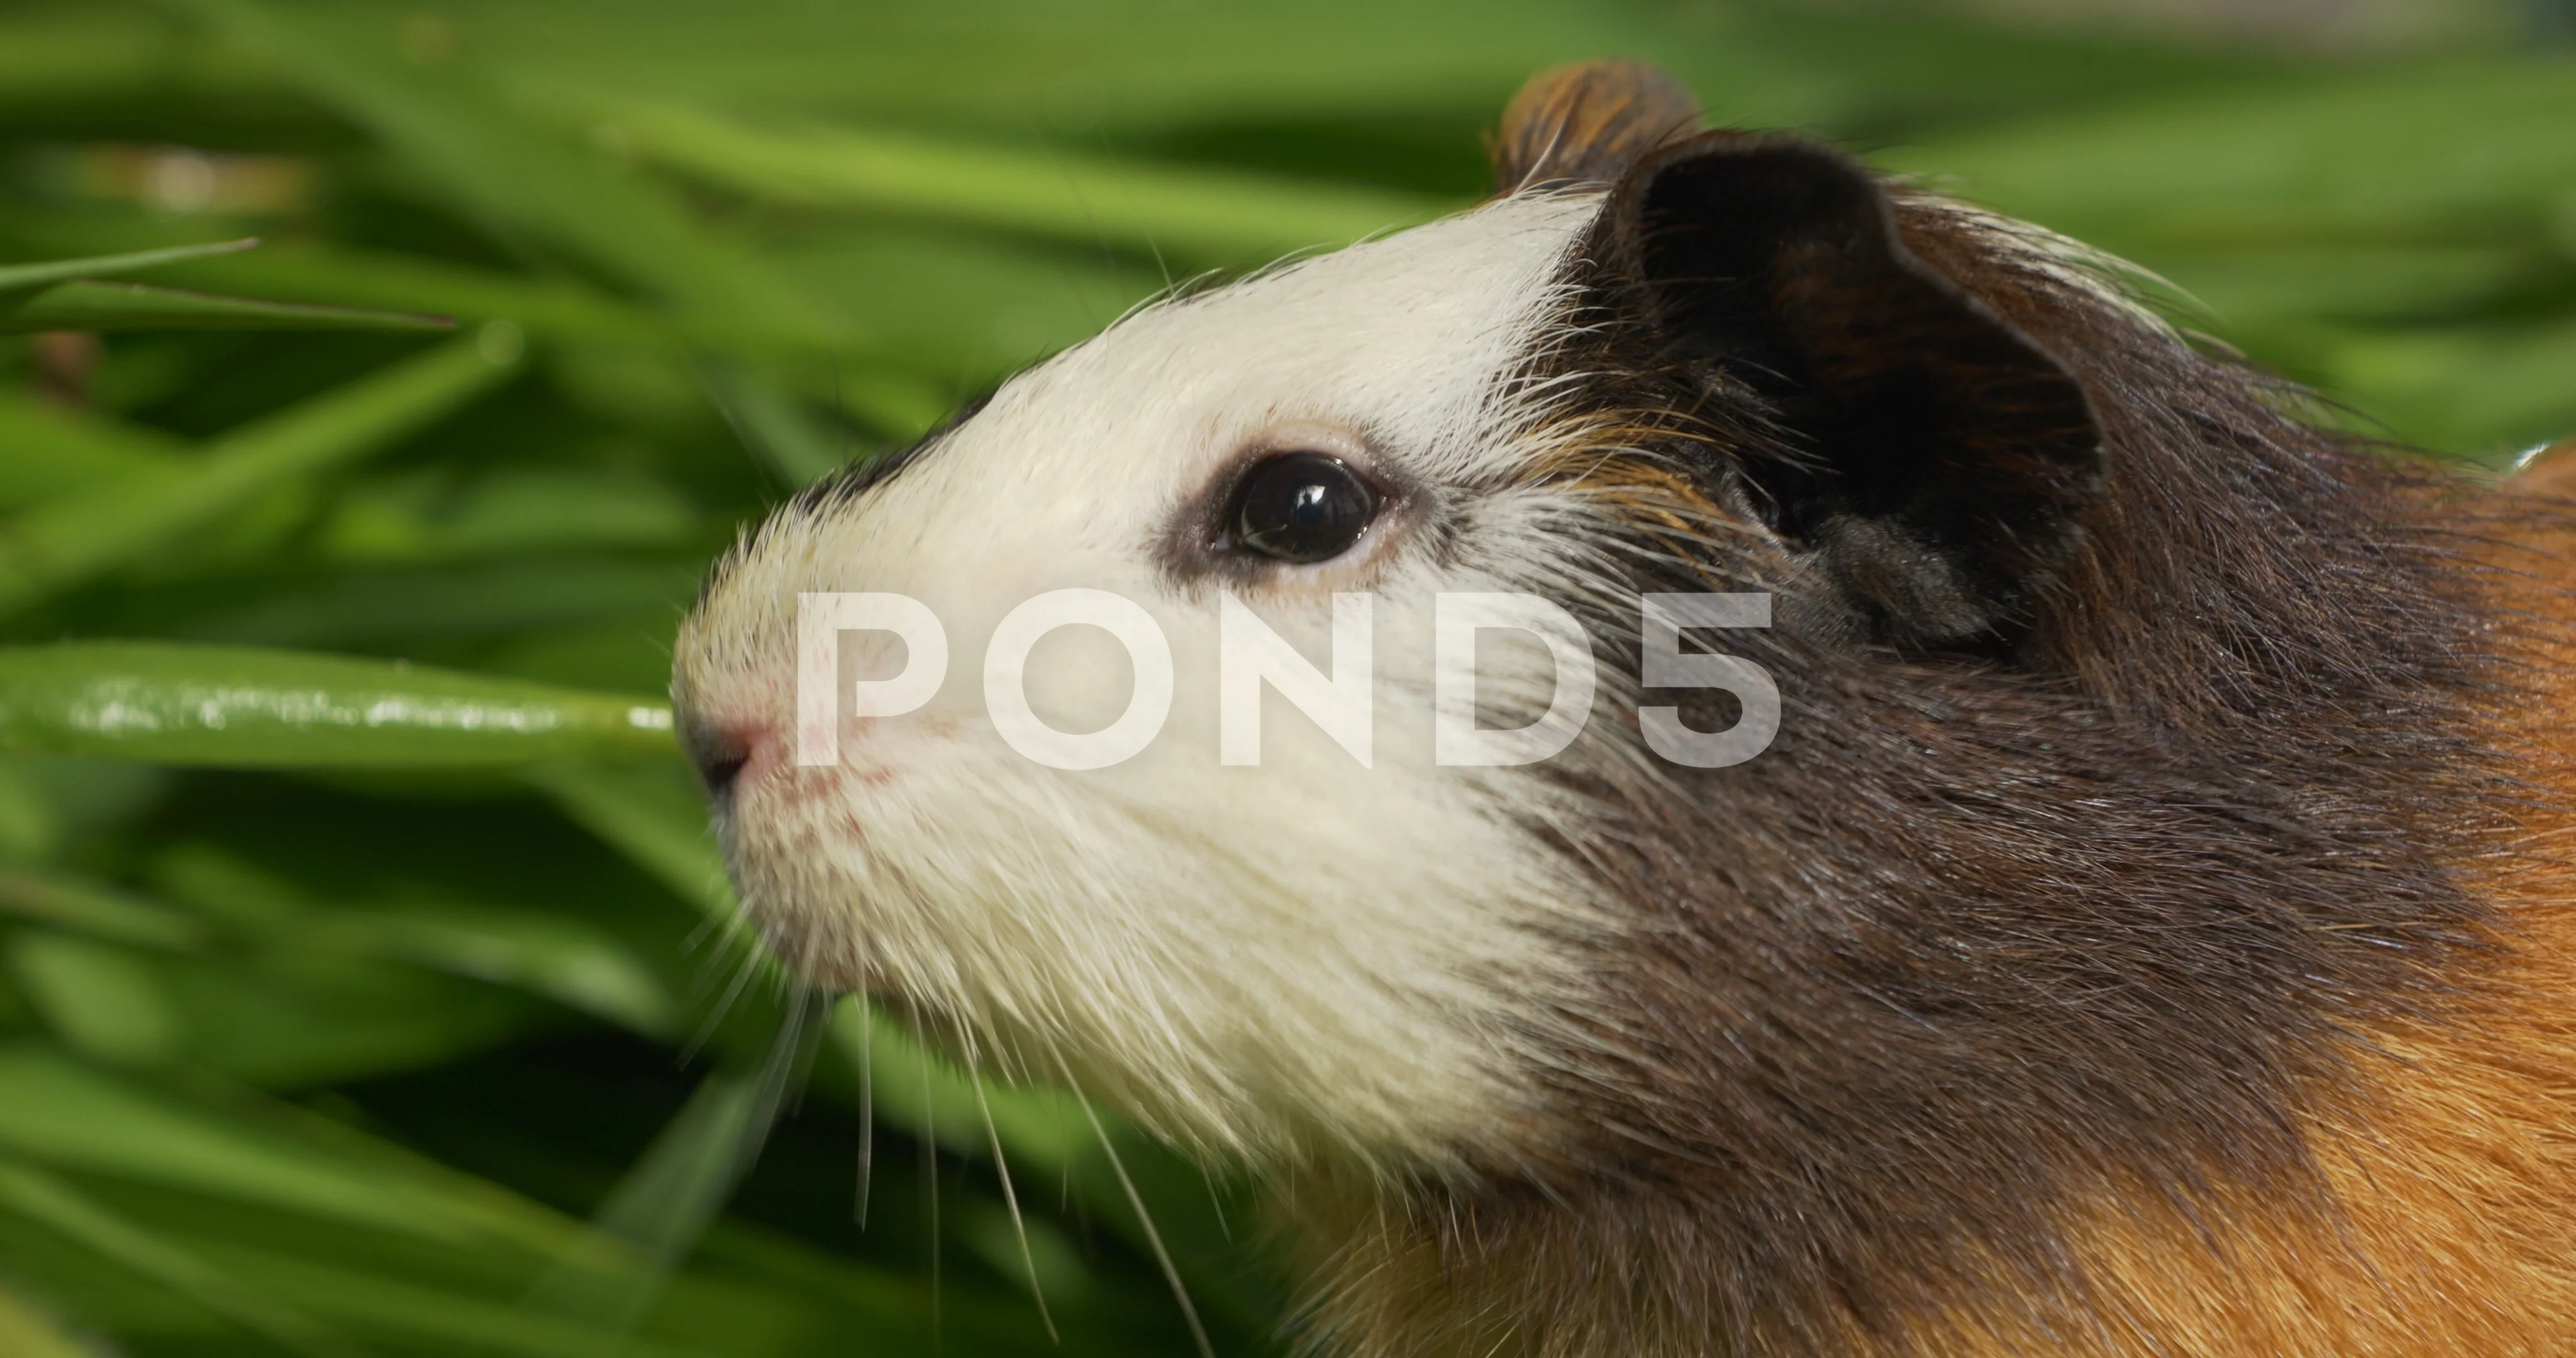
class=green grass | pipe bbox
[0,1,2568,1353]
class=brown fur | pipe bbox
[1275,76,2576,1358]
[1491,59,1702,194]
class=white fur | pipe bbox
[675,192,1636,1170]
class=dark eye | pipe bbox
[1227,453,1382,564]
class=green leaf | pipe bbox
[0,281,452,335]
[314,468,702,564]
[774,231,1156,386]
[699,360,853,485]
[142,240,681,347]
[0,336,516,615]
[308,907,677,1035]
[0,759,170,869]
[0,1047,640,1276]
[191,1239,723,1358]
[8,936,186,1066]
[171,0,851,354]
[575,96,1450,263]
[0,1050,448,1240]
[0,239,257,296]
[0,869,205,951]
[171,558,703,650]
[0,1157,355,1357]
[0,643,677,768]
[0,394,187,512]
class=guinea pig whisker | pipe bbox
[680,949,767,1069]
[919,1036,942,1350]
[1200,1166,1233,1246]
[750,988,823,1152]
[960,1017,1058,1342]
[680,912,719,956]
[851,997,875,1230]
[1057,1053,1214,1358]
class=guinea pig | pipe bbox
[672,60,2576,1358]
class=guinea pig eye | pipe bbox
[1227,453,1382,564]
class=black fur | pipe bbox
[1599,135,2104,649]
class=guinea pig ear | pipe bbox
[1491,59,1702,194]
[1602,133,2104,649]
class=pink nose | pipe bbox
[679,712,774,802]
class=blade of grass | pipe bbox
[35,233,686,350]
[0,334,514,616]
[8,853,674,1033]
[571,94,1449,262]
[0,240,257,297]
[0,1046,698,1319]
[171,560,701,653]
[0,1145,807,1358]
[0,1156,356,1357]
[128,235,872,363]
[699,360,850,485]
[8,934,186,1066]
[160,1071,643,1266]
[0,643,678,767]
[168,0,850,355]
[307,908,678,1036]
[0,394,186,511]
[183,247,655,340]
[1,207,1131,378]
[0,281,451,334]
[196,1239,718,1358]
[0,868,206,951]
[0,1048,484,1242]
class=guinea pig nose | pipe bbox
[680,719,754,800]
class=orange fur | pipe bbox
[1919,446,2576,1356]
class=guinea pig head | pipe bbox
[672,69,2163,1183]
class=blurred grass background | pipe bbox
[0,0,2568,1354]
